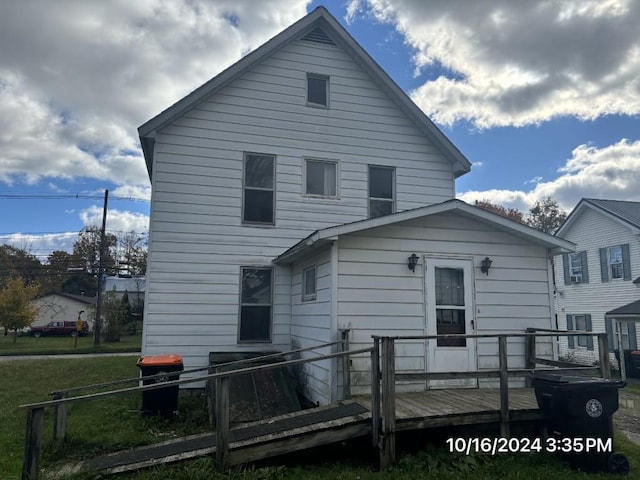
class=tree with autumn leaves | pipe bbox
[474,196,567,234]
[0,276,40,342]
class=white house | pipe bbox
[31,292,96,330]
[555,198,640,366]
[138,7,574,404]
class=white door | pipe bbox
[425,257,477,389]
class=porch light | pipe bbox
[480,256,493,275]
[408,253,419,272]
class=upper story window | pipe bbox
[243,153,275,225]
[302,266,317,302]
[599,244,631,282]
[563,251,588,284]
[305,159,337,198]
[239,267,273,343]
[307,73,329,107]
[368,165,395,219]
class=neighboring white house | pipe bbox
[31,292,96,330]
[555,199,640,365]
[138,7,574,404]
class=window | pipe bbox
[566,313,593,350]
[599,244,631,282]
[608,245,623,279]
[239,267,273,342]
[305,159,337,197]
[302,266,316,301]
[563,251,589,284]
[307,74,328,107]
[243,153,275,225]
[435,267,466,347]
[368,165,395,219]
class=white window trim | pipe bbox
[608,245,624,280]
[569,253,583,283]
[241,152,276,226]
[368,165,396,218]
[303,158,340,199]
[306,73,329,108]
[574,314,588,348]
[302,265,317,302]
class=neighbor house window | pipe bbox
[302,266,317,301]
[368,165,395,218]
[307,73,329,107]
[563,251,589,284]
[566,313,593,350]
[599,244,631,282]
[239,267,273,342]
[608,245,624,279]
[305,159,337,197]
[243,153,275,225]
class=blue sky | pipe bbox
[1,0,639,260]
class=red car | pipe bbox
[30,321,90,337]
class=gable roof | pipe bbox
[273,199,575,264]
[138,6,471,179]
[606,299,640,318]
[557,198,640,236]
[35,292,97,306]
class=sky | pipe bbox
[1,0,639,261]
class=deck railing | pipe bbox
[371,330,611,468]
[19,334,366,479]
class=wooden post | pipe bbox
[598,333,611,380]
[339,329,351,400]
[380,337,396,468]
[498,336,510,438]
[524,329,536,387]
[215,375,230,469]
[52,391,67,443]
[371,338,380,448]
[22,407,44,480]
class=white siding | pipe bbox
[31,295,95,330]
[143,36,457,379]
[336,213,555,394]
[290,247,333,405]
[555,206,640,365]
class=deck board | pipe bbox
[48,388,542,478]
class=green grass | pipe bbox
[0,333,142,355]
[2,356,640,480]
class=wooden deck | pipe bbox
[47,388,542,478]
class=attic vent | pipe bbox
[301,28,335,46]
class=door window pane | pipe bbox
[436,309,466,347]
[435,268,464,306]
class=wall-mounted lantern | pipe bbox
[408,253,419,272]
[480,256,493,275]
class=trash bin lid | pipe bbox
[632,351,640,355]
[137,354,183,367]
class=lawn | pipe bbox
[0,333,142,355]
[2,357,640,480]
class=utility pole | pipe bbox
[94,189,108,346]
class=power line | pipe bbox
[0,230,148,236]
[0,193,149,202]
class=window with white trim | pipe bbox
[368,165,395,219]
[305,159,337,198]
[302,266,317,302]
[608,245,624,279]
[567,313,593,350]
[569,253,584,282]
[239,267,273,342]
[306,74,329,107]
[242,153,275,225]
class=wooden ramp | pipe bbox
[48,401,370,478]
[48,389,541,478]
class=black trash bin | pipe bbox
[615,350,636,379]
[532,372,628,474]
[137,354,183,418]
[630,351,640,379]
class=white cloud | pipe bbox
[359,0,640,128]
[79,206,149,235]
[0,232,79,262]
[457,139,640,211]
[0,0,310,186]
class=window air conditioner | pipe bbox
[570,275,582,283]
